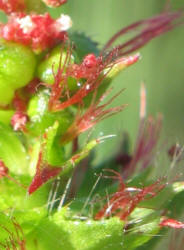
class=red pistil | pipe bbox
[61,90,126,144]
[123,115,162,178]
[102,12,183,57]
[49,50,137,112]
[95,170,165,221]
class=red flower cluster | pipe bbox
[0,0,25,14]
[0,13,71,52]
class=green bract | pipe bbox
[37,45,79,92]
[0,39,36,105]
[27,89,73,136]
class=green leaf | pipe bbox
[0,175,51,210]
[26,208,124,250]
[69,32,99,59]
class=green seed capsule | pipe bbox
[37,45,79,92]
[0,39,36,105]
[27,89,73,136]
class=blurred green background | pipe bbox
[56,0,184,165]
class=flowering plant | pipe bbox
[0,1,183,249]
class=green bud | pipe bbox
[0,39,36,105]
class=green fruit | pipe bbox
[37,46,79,92]
[27,89,73,136]
[0,39,36,105]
